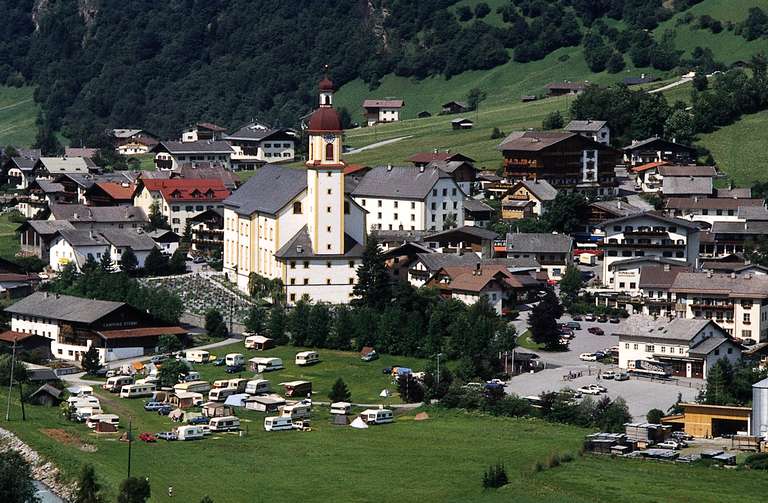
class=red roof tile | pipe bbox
[631,160,669,173]
[0,330,34,343]
[141,179,230,202]
[96,182,135,200]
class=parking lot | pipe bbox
[508,314,704,420]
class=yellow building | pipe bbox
[662,403,752,438]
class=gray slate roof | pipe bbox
[274,225,363,259]
[623,137,696,152]
[615,316,712,342]
[34,180,65,193]
[100,229,157,251]
[415,252,480,271]
[565,120,607,132]
[39,157,95,174]
[590,200,643,218]
[737,206,768,221]
[351,166,451,200]
[57,229,108,247]
[513,179,557,201]
[715,187,752,199]
[712,221,768,234]
[156,140,234,154]
[506,233,573,254]
[224,164,306,216]
[49,204,148,223]
[463,199,494,212]
[10,157,37,172]
[225,125,295,142]
[600,211,701,230]
[6,292,124,324]
[25,220,75,236]
[662,177,712,195]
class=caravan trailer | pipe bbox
[245,379,271,395]
[360,408,394,425]
[74,406,103,422]
[227,378,249,393]
[225,353,245,367]
[212,379,231,389]
[280,381,312,398]
[174,381,211,394]
[209,387,237,402]
[330,402,351,415]
[244,335,274,351]
[86,414,120,429]
[249,357,284,373]
[120,383,156,398]
[67,395,101,409]
[209,416,240,432]
[186,350,211,363]
[176,425,205,441]
[104,375,134,393]
[294,351,320,366]
[264,416,294,431]
[279,403,311,420]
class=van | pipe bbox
[279,403,310,420]
[120,383,156,398]
[227,378,249,393]
[209,416,240,432]
[174,381,211,394]
[186,350,211,363]
[176,425,205,441]
[208,387,237,402]
[360,408,394,425]
[249,357,284,373]
[225,353,245,367]
[245,379,271,395]
[86,414,119,429]
[264,416,294,431]
[104,375,134,393]
[330,402,351,415]
[295,351,320,366]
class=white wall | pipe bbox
[49,237,109,271]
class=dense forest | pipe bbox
[0,0,763,144]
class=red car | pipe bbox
[138,432,157,443]
[588,327,605,336]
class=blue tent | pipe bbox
[224,393,249,407]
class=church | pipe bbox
[222,76,367,304]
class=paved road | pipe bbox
[345,135,412,154]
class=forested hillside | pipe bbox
[0,0,766,146]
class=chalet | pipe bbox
[182,122,227,142]
[4,292,186,363]
[623,137,697,167]
[48,228,157,272]
[659,165,717,196]
[18,179,68,218]
[705,221,768,257]
[3,156,40,189]
[110,129,158,153]
[505,232,573,281]
[133,178,230,234]
[18,220,76,262]
[588,200,643,241]
[381,241,435,283]
[224,124,296,170]
[441,101,469,114]
[501,179,557,220]
[189,208,224,255]
[565,120,610,145]
[177,164,238,190]
[426,159,477,195]
[147,229,180,255]
[362,99,404,126]
[37,157,99,177]
[407,151,475,168]
[616,317,741,379]
[545,81,586,96]
[451,118,473,130]
[48,204,148,231]
[664,196,764,226]
[425,226,498,257]
[83,181,136,207]
[54,172,137,204]
[463,199,494,228]
[151,141,234,171]
[28,384,63,407]
[498,131,619,196]
[638,264,693,315]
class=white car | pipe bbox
[579,353,598,361]
[601,370,616,379]
[656,440,681,450]
[578,385,602,395]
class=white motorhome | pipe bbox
[104,375,133,393]
[294,351,320,366]
[120,383,156,398]
[264,416,294,431]
[174,381,211,394]
[360,408,394,425]
[225,353,245,367]
[176,425,205,441]
[185,350,211,363]
[208,387,237,402]
[279,403,310,420]
[330,402,351,415]
[245,379,271,395]
[86,414,120,429]
[209,416,240,432]
[249,357,284,372]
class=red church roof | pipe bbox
[141,179,230,202]
[319,77,335,91]
[307,107,342,133]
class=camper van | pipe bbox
[74,406,103,422]
[245,379,271,395]
[176,425,205,441]
[249,357,284,373]
[174,381,211,394]
[225,353,245,367]
[360,408,394,425]
[295,351,320,366]
[281,380,312,398]
[104,375,134,393]
[186,350,211,363]
[280,403,311,420]
[264,416,294,431]
[209,416,240,432]
[244,335,274,351]
[208,387,237,402]
[330,402,351,415]
[120,383,156,399]
[86,414,120,429]
[227,378,249,393]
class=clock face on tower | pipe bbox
[322,134,336,143]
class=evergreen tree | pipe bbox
[352,235,391,309]
[182,221,193,245]
[664,109,695,144]
[327,305,353,350]
[146,202,169,232]
[158,358,188,387]
[120,248,138,275]
[704,358,735,405]
[397,373,425,403]
[169,249,187,274]
[81,346,102,376]
[143,247,168,276]
[466,87,487,111]
[267,305,287,344]
[692,72,708,91]
[307,303,331,347]
[117,477,151,503]
[157,334,182,354]
[606,52,625,73]
[542,110,564,130]
[244,306,266,335]
[74,464,104,503]
[646,408,664,424]
[204,309,228,339]
[542,192,589,234]
[558,265,584,304]
[33,113,63,156]
[528,288,563,349]
[0,449,39,503]
[328,377,351,403]
[287,298,312,346]
[99,252,113,273]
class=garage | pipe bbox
[661,403,752,438]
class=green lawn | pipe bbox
[4,387,767,503]
[516,330,546,351]
[193,342,426,404]
[0,212,20,260]
[0,86,38,147]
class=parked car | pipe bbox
[212,358,225,366]
[138,432,157,443]
[193,256,207,264]
[565,321,581,330]
[671,431,693,441]
[144,401,166,412]
[150,354,168,364]
[591,384,607,392]
[584,314,596,322]
[579,353,598,362]
[578,385,602,395]
[157,405,173,416]
[571,315,583,321]
[188,416,209,425]
[597,315,608,323]
[656,440,681,450]
[361,351,379,362]
[156,431,177,441]
[614,372,630,381]
[601,370,616,380]
[91,368,109,378]
[609,317,620,324]
[588,327,605,335]
[742,338,757,346]
[225,364,245,374]
[594,351,606,360]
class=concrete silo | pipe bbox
[751,377,768,438]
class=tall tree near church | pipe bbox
[352,234,391,309]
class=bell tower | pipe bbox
[305,71,345,255]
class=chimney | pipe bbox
[73,212,79,220]
[707,270,712,278]
[617,201,622,210]
[731,272,736,279]
[387,164,392,172]
[419,166,424,173]
[663,263,670,272]
[296,245,303,253]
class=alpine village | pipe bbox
[2,1,768,502]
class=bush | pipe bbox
[744,453,768,470]
[542,110,564,130]
[547,453,561,468]
[482,462,508,489]
[646,408,665,424]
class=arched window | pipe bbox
[325,142,334,161]
[293,202,302,214]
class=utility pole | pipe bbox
[127,416,133,478]
[5,338,17,421]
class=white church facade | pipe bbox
[222,76,367,304]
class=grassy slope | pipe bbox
[0,212,20,260]
[0,86,38,147]
[3,385,766,503]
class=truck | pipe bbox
[627,359,672,378]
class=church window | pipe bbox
[290,293,296,302]
[325,142,334,160]
[348,261,355,268]
[327,226,331,232]
[304,278,309,285]
[327,189,332,195]
[290,261,296,269]
[293,202,302,214]
[303,261,309,269]
[327,244,332,250]
[327,206,332,213]
[349,278,354,284]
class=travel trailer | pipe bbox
[209,387,237,402]
[360,408,394,425]
[209,416,240,432]
[225,353,245,367]
[264,416,294,431]
[174,381,211,394]
[186,350,211,363]
[176,425,205,441]
[104,375,133,393]
[245,379,271,395]
[294,351,320,366]
[249,357,284,373]
[120,383,156,399]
